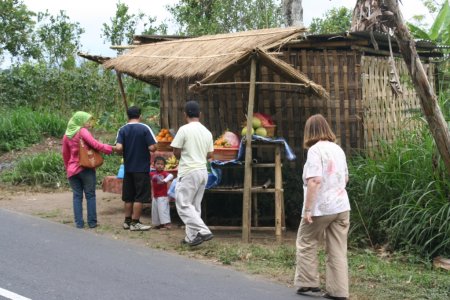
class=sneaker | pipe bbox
[198,232,214,241]
[323,293,347,300]
[123,222,130,230]
[296,287,321,295]
[181,235,203,246]
[130,222,151,231]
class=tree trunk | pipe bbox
[351,0,383,31]
[382,0,450,174]
[283,0,303,27]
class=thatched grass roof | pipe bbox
[103,27,307,82]
[78,52,111,64]
[190,48,329,99]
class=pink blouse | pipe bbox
[62,128,113,178]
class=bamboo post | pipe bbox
[274,144,283,242]
[116,71,129,112]
[242,56,257,243]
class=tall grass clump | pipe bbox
[348,125,450,258]
[0,151,123,188]
[0,107,66,151]
[0,152,66,187]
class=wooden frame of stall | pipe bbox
[189,48,328,242]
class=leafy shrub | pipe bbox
[0,107,66,151]
[0,151,123,188]
[348,127,450,258]
[0,62,161,131]
[0,152,66,187]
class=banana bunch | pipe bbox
[165,155,178,170]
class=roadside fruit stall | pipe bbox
[99,27,330,242]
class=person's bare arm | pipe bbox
[304,176,322,224]
[173,147,181,160]
[206,151,213,160]
[115,143,123,154]
[149,144,156,152]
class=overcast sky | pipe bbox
[21,0,432,58]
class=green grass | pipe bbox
[0,151,123,188]
[349,250,449,299]
[0,152,66,187]
[347,125,450,258]
[0,107,66,152]
[172,240,449,299]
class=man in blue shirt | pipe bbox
[115,106,157,231]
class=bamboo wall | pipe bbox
[361,56,434,155]
[159,65,323,167]
[158,49,434,166]
[284,50,364,160]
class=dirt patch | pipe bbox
[0,137,62,171]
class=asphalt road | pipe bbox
[0,209,312,300]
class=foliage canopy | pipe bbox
[167,0,283,36]
[308,7,352,34]
[0,0,40,61]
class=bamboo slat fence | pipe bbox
[158,50,435,166]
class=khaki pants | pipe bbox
[294,211,350,298]
[175,169,211,241]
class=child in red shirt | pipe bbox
[150,156,174,229]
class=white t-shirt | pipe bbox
[170,121,214,178]
[302,141,350,216]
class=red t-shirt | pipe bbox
[150,170,170,197]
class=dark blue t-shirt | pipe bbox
[116,123,157,173]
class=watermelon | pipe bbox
[253,112,274,126]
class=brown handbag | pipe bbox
[79,137,104,168]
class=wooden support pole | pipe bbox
[242,56,257,243]
[116,71,129,112]
[274,144,283,242]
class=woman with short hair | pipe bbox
[294,114,351,300]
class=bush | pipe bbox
[348,127,450,258]
[0,152,66,187]
[0,107,66,151]
[0,62,161,131]
[0,151,123,188]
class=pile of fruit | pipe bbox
[240,112,275,137]
[156,128,173,142]
[165,155,178,170]
[214,131,240,148]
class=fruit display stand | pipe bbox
[156,141,172,152]
[213,147,239,161]
[205,140,286,242]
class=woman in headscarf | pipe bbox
[62,111,115,229]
